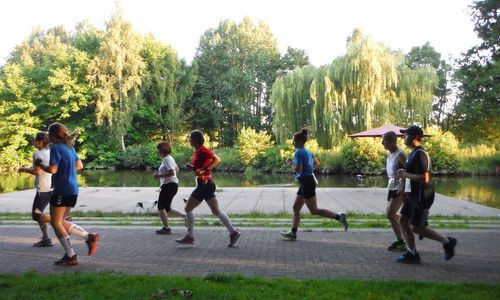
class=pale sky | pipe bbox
[1,0,480,67]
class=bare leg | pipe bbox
[412,226,445,242]
[400,215,415,251]
[292,196,305,229]
[158,209,169,227]
[386,195,404,240]
[304,196,339,219]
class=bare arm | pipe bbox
[18,166,42,175]
[313,157,320,169]
[76,160,83,171]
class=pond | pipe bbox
[1,170,499,209]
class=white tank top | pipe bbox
[386,148,403,190]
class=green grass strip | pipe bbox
[0,272,499,300]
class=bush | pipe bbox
[340,138,385,174]
[215,148,245,171]
[118,143,158,169]
[316,148,343,173]
[456,144,498,175]
[236,128,273,166]
[423,126,459,174]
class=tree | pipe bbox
[189,17,281,146]
[271,29,438,147]
[137,34,196,143]
[87,5,145,150]
[0,64,40,167]
[453,0,499,144]
[406,42,452,126]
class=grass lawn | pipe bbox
[1,273,499,299]
[1,212,499,230]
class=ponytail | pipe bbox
[293,127,310,144]
[48,122,77,147]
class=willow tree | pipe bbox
[270,65,316,144]
[87,5,145,150]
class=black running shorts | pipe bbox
[157,182,179,211]
[50,194,78,208]
[190,179,216,201]
[297,175,316,199]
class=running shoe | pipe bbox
[156,227,172,234]
[339,213,348,231]
[175,235,194,244]
[280,229,297,241]
[396,251,421,264]
[387,240,406,252]
[33,238,53,247]
[228,230,241,247]
[85,233,100,256]
[54,254,78,266]
[443,237,457,260]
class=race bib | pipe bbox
[387,178,396,190]
[404,179,411,193]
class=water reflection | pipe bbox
[1,170,498,209]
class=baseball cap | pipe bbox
[400,125,424,137]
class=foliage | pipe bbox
[236,128,273,166]
[117,142,158,169]
[87,4,146,150]
[453,0,499,144]
[456,144,499,174]
[189,17,283,146]
[422,126,460,174]
[271,29,438,147]
[340,138,386,174]
[214,148,245,171]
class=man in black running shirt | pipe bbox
[396,125,457,264]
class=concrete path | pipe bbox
[1,187,499,217]
[0,226,499,282]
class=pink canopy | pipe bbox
[348,124,406,137]
[349,124,431,137]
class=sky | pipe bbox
[0,0,480,67]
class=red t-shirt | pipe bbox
[191,145,215,179]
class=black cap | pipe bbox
[400,125,424,137]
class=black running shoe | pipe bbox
[397,251,421,264]
[339,213,348,231]
[387,240,406,252]
[443,237,457,260]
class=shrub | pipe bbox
[215,148,245,171]
[118,143,158,169]
[340,138,385,174]
[423,126,459,174]
[456,144,498,174]
[236,128,273,166]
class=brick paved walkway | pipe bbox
[1,226,499,282]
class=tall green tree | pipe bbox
[88,5,145,150]
[453,0,499,144]
[406,42,452,127]
[271,29,438,147]
[136,34,196,143]
[189,17,281,146]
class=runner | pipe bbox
[396,125,457,263]
[381,131,406,251]
[35,122,99,266]
[175,130,241,247]
[154,141,186,234]
[280,128,348,241]
[18,132,53,247]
